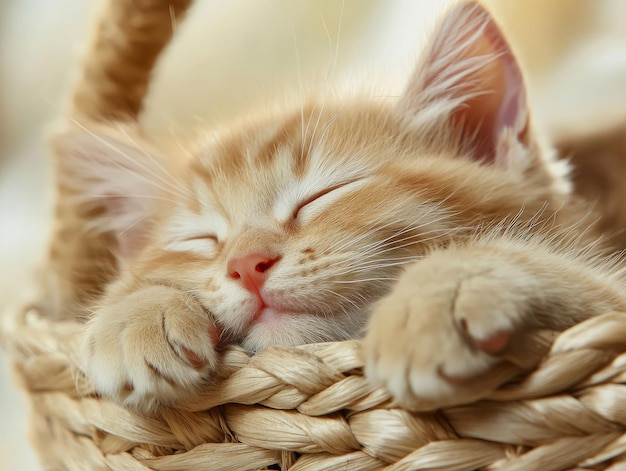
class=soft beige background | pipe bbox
[1,1,626,469]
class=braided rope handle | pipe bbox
[4,304,626,470]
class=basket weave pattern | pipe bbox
[4,302,626,470]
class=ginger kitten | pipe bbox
[54,2,626,412]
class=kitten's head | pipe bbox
[56,2,570,351]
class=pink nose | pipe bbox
[227,253,280,295]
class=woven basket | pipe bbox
[3,301,626,470]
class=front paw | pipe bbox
[363,253,542,410]
[84,285,220,413]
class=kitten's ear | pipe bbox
[398,1,529,166]
[51,123,177,260]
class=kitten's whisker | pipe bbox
[325,288,362,312]
[90,194,176,202]
[358,219,457,254]
[328,223,471,277]
[332,276,399,284]
[70,118,187,200]
[329,257,421,278]
[330,254,420,271]
[116,124,190,196]
[319,10,334,83]
[332,211,462,259]
[317,103,349,145]
[306,96,326,162]
[328,218,406,254]
[324,218,396,254]
[331,220,416,258]
[330,0,344,85]
[329,219,508,280]
[326,197,419,253]
[306,1,345,163]
[290,23,307,163]
[330,266,413,280]
[118,214,151,236]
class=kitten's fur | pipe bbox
[53,2,626,412]
[557,121,626,249]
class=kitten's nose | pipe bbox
[227,253,280,295]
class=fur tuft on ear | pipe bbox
[398,1,529,167]
[51,122,182,260]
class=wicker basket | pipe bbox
[3,301,626,470]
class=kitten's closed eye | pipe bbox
[293,179,367,221]
[163,210,228,255]
[167,233,219,254]
[185,233,219,243]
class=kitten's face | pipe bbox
[139,103,460,351]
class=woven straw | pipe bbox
[3,301,626,470]
[5,0,626,469]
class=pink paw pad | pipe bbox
[437,366,471,384]
[209,326,223,350]
[474,330,510,355]
[182,347,204,368]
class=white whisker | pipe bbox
[69,118,187,200]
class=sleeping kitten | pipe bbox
[54,2,626,412]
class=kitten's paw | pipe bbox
[363,253,535,410]
[83,285,220,413]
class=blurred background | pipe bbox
[1,0,626,469]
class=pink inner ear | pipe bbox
[452,8,529,163]
[400,2,530,165]
[490,23,529,148]
[499,62,525,132]
[53,124,169,264]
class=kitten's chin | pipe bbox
[253,306,282,324]
[241,310,366,354]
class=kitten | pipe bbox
[53,1,626,413]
